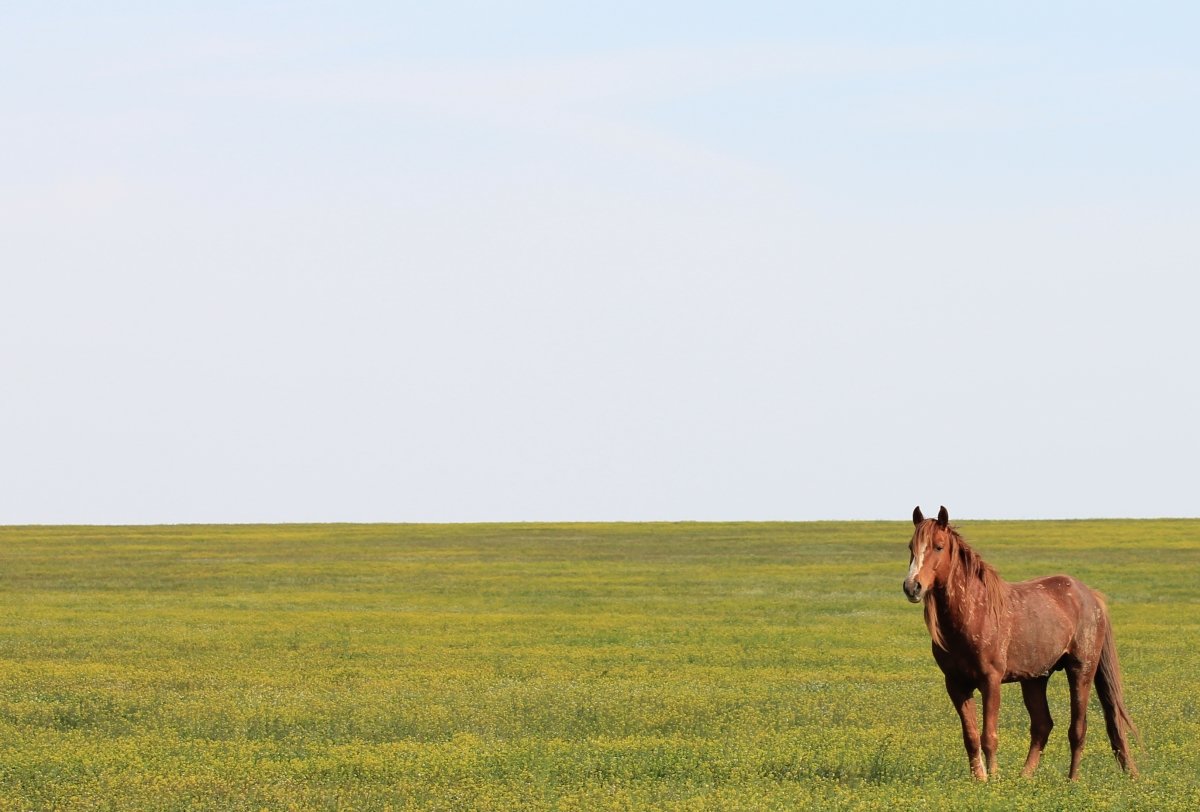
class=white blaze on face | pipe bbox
[907,535,926,586]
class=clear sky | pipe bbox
[3,3,1198,523]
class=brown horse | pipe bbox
[902,506,1139,781]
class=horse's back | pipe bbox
[1012,573,1095,608]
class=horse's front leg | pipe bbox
[946,676,987,781]
[979,674,1003,777]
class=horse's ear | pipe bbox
[912,506,924,526]
[937,506,949,527]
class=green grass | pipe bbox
[0,520,1197,810]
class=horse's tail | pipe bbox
[1094,605,1141,777]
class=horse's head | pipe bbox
[903,505,955,603]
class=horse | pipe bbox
[902,506,1139,781]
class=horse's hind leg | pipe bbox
[1065,664,1094,780]
[945,676,987,781]
[1019,676,1053,777]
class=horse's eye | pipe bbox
[934,544,944,552]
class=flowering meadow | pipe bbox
[0,520,1197,810]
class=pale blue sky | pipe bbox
[3,3,1197,522]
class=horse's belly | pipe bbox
[1003,652,1067,682]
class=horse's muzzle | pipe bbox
[903,578,923,603]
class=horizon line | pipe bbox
[2,515,1197,529]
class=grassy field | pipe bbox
[0,520,1197,811]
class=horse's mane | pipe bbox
[924,524,1009,650]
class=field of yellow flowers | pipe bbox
[1,520,1197,810]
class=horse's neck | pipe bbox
[933,555,1006,638]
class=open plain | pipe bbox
[0,520,1197,810]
